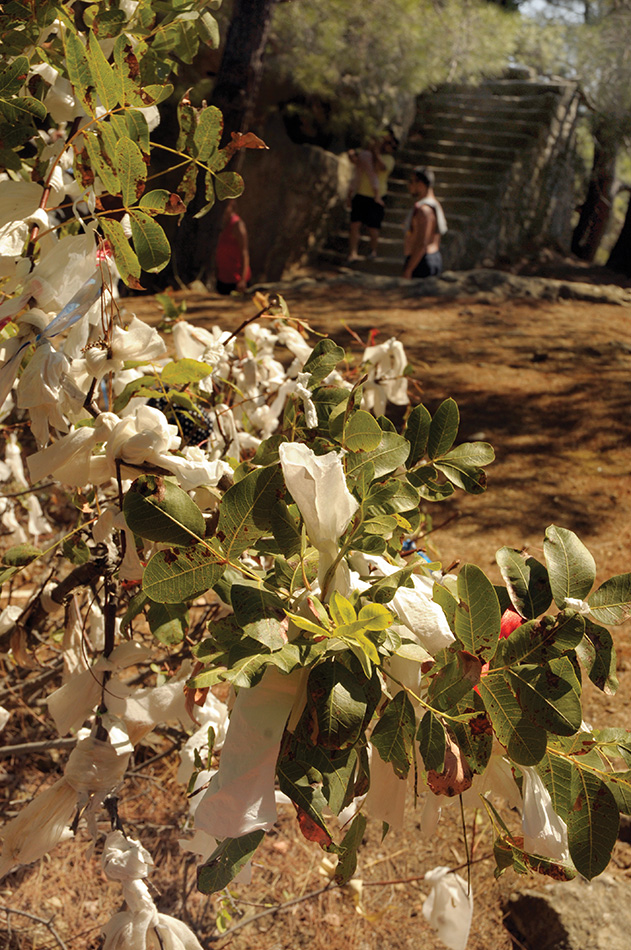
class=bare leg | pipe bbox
[348,221,361,261]
[368,228,379,258]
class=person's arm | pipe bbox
[236,219,249,292]
[403,206,432,279]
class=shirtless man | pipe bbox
[403,167,447,279]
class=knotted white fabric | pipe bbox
[422,866,473,950]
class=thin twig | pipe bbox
[0,737,77,758]
[1,481,56,498]
[0,905,69,950]
[209,883,334,941]
[363,851,493,887]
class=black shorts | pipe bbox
[216,279,237,295]
[351,194,386,230]
[404,251,443,279]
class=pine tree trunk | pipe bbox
[571,125,618,262]
[607,189,631,276]
[175,0,277,284]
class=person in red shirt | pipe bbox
[215,200,251,295]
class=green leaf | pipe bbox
[543,525,596,608]
[3,543,40,567]
[194,105,223,161]
[408,465,454,502]
[270,500,301,558]
[62,536,90,566]
[276,758,333,843]
[121,590,149,634]
[335,813,367,885]
[576,619,618,695]
[0,57,29,99]
[86,33,119,110]
[365,478,420,514]
[100,217,141,285]
[231,582,284,629]
[366,564,415,605]
[433,582,458,630]
[303,340,345,386]
[214,170,244,200]
[63,31,97,116]
[417,710,446,771]
[370,689,416,778]
[123,475,205,545]
[478,671,547,765]
[497,611,584,667]
[143,539,226,603]
[435,442,494,493]
[197,831,265,894]
[602,771,631,815]
[113,36,147,107]
[128,210,170,273]
[217,464,285,559]
[404,404,431,468]
[588,572,631,626]
[566,767,619,880]
[306,660,369,749]
[147,601,188,644]
[124,110,151,154]
[426,650,481,711]
[455,563,501,661]
[506,659,582,737]
[427,398,459,460]
[346,432,410,481]
[496,547,552,619]
[116,137,146,207]
[139,189,186,214]
[161,358,213,386]
[344,410,383,452]
[451,693,493,774]
[83,131,120,195]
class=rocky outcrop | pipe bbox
[503,875,631,950]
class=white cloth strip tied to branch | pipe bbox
[521,765,570,863]
[0,719,133,879]
[193,666,302,840]
[101,830,203,950]
[422,866,474,950]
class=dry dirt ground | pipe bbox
[3,264,631,949]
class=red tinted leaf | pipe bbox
[295,806,332,847]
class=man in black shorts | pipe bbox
[347,130,398,261]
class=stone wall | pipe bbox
[237,114,345,282]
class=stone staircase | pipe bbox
[319,78,580,275]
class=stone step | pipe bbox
[388,177,497,199]
[409,115,548,137]
[414,101,554,122]
[398,142,520,165]
[387,193,484,214]
[431,79,572,98]
[406,126,540,149]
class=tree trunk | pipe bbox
[607,188,631,276]
[174,0,277,284]
[571,124,618,262]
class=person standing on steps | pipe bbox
[215,199,251,295]
[347,129,399,262]
[403,166,448,279]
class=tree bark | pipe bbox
[607,187,631,276]
[174,0,277,284]
[571,123,618,262]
